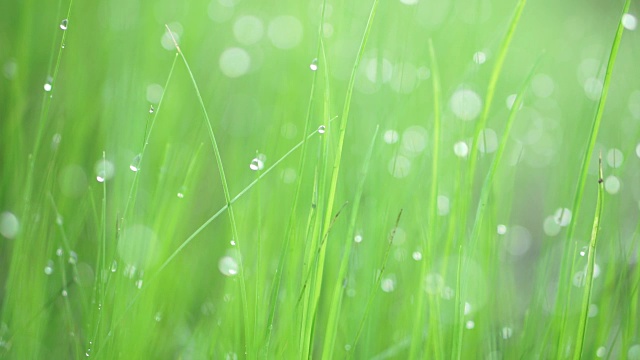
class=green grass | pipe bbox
[1,0,640,359]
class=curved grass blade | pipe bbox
[163,25,253,356]
[554,0,631,354]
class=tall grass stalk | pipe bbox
[409,38,442,360]
[573,155,605,359]
[554,0,631,355]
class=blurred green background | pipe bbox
[1,0,639,358]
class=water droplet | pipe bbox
[177,192,184,198]
[604,148,623,168]
[473,51,487,64]
[437,195,450,216]
[466,320,475,329]
[94,159,115,182]
[596,346,606,358]
[532,74,555,98]
[149,105,155,114]
[344,344,352,351]
[450,88,482,121]
[501,327,513,339]
[218,256,239,276]
[130,154,141,172]
[453,141,469,158]
[219,47,251,78]
[553,208,572,227]
[383,129,399,144]
[268,15,303,49]
[401,125,428,155]
[249,158,264,171]
[543,215,561,236]
[588,303,598,317]
[0,211,19,239]
[44,260,54,275]
[230,239,236,246]
[135,279,143,289]
[309,58,318,71]
[354,234,363,243]
[388,155,411,178]
[497,224,507,235]
[580,246,588,257]
[605,175,621,194]
[318,125,326,134]
[233,15,265,45]
[622,13,638,31]
[51,133,62,149]
[56,248,64,257]
[61,290,68,297]
[504,225,532,256]
[380,275,396,293]
[111,260,118,272]
[55,214,64,226]
[60,19,68,30]
[68,251,78,264]
[281,168,297,184]
[124,263,137,278]
[412,251,422,261]
[441,286,454,300]
[44,82,52,92]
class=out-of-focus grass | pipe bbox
[1,0,639,358]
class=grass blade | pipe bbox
[573,155,605,359]
[349,209,404,357]
[409,38,442,360]
[554,0,631,354]
[321,125,380,359]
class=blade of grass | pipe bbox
[466,0,527,192]
[573,155,605,359]
[410,37,442,360]
[321,125,380,359]
[554,0,631,354]
[348,209,403,358]
[263,2,329,353]
[164,25,252,356]
[468,55,543,249]
[304,0,381,355]
[451,245,465,360]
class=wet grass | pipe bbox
[0,0,639,358]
